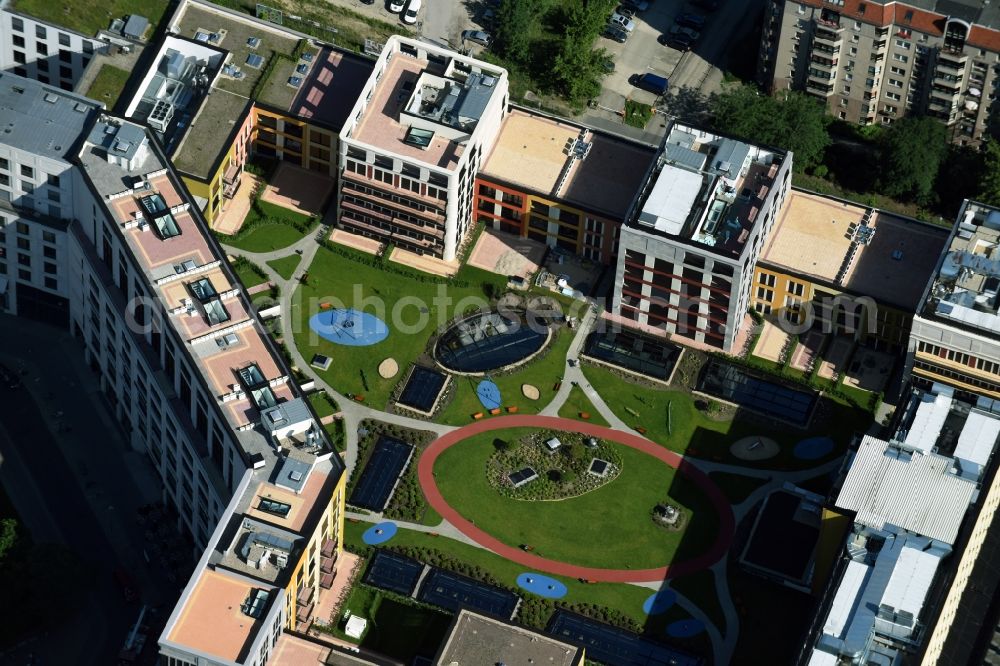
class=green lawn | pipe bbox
[11,0,169,37]
[307,391,338,419]
[581,363,870,469]
[435,328,576,425]
[291,245,507,408]
[218,201,316,253]
[84,65,131,108]
[343,521,698,635]
[267,255,301,280]
[230,257,268,289]
[624,100,654,129]
[433,428,721,569]
[557,385,610,427]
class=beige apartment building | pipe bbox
[758,0,1000,144]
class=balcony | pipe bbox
[806,79,836,96]
[937,50,968,68]
[933,75,962,92]
[812,29,843,49]
[297,585,315,607]
[322,538,336,558]
[810,56,839,71]
[222,164,242,200]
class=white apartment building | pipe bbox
[610,122,793,352]
[0,9,107,91]
[337,35,508,261]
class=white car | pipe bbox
[402,0,421,23]
[389,0,405,11]
[609,13,636,32]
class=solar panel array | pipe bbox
[348,436,414,511]
[697,360,817,426]
[397,365,447,413]
[417,569,519,620]
[583,330,680,381]
[548,611,703,666]
[364,550,424,596]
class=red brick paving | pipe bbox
[418,415,736,583]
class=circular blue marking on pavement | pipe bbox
[794,436,835,460]
[362,521,398,545]
[667,618,705,638]
[516,573,568,599]
[643,590,677,615]
[309,308,389,347]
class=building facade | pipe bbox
[337,35,508,260]
[474,107,656,264]
[611,122,793,352]
[905,200,1000,400]
[758,0,1000,143]
[0,9,108,92]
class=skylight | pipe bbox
[403,126,435,148]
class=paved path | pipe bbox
[418,414,736,583]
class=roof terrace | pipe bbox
[166,568,277,664]
[761,190,948,310]
[922,201,1000,336]
[628,123,785,258]
[345,37,506,170]
[481,108,656,218]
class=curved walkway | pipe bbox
[418,414,736,583]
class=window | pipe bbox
[18,268,29,281]
[13,51,25,65]
[16,238,29,250]
[43,262,56,275]
[58,50,72,64]
[43,246,56,259]
[12,35,24,48]
[58,32,70,46]
[890,66,906,75]
[36,60,48,73]
[20,165,32,178]
[886,91,901,100]
[756,286,773,301]
[895,39,911,49]
[883,104,897,113]
[15,222,27,235]
[889,78,903,87]
[35,25,46,39]
[36,42,47,56]
[893,53,909,63]
[11,17,23,32]
[44,276,57,290]
[59,66,72,79]
[17,253,29,266]
[787,280,804,296]
[758,273,776,287]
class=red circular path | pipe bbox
[418,415,736,583]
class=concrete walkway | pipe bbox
[224,232,846,664]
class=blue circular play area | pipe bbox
[794,436,834,460]
[362,521,398,545]
[666,619,704,638]
[643,590,677,615]
[309,308,388,347]
[516,573,567,599]
[477,379,502,410]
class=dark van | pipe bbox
[630,73,669,96]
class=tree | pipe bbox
[493,0,533,64]
[711,86,830,172]
[0,518,17,561]
[976,138,1000,207]
[549,0,612,103]
[878,116,949,205]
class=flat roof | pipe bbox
[288,47,373,129]
[481,109,654,218]
[270,633,330,664]
[903,391,952,454]
[351,54,465,169]
[922,201,1000,336]
[955,409,1000,473]
[171,89,250,178]
[244,466,329,533]
[0,73,102,159]
[835,435,975,544]
[435,609,581,666]
[761,190,948,309]
[167,569,275,663]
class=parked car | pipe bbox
[621,0,650,11]
[602,25,629,42]
[660,33,693,51]
[669,24,700,41]
[462,29,492,47]
[389,0,405,12]
[402,0,421,24]
[675,12,707,30]
[609,12,636,32]
[615,5,636,19]
[601,57,616,73]
[629,72,669,96]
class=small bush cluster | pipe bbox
[485,430,621,501]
